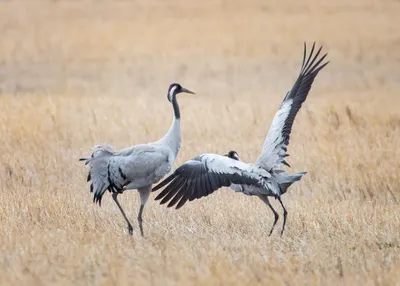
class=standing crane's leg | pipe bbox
[258,195,279,236]
[277,197,288,237]
[112,192,134,235]
[137,185,151,237]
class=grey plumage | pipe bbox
[152,154,272,209]
[80,83,195,236]
[230,42,329,235]
[152,42,329,236]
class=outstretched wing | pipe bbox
[79,145,114,206]
[256,42,329,170]
[152,154,270,209]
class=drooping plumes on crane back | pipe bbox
[79,144,114,205]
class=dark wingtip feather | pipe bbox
[166,183,188,208]
[154,187,169,201]
[312,59,330,75]
[160,193,172,205]
[176,195,189,209]
[301,42,307,71]
[158,177,185,205]
[302,45,323,75]
[301,42,316,74]
[154,193,165,201]
[305,52,328,75]
[152,173,178,192]
[154,177,181,201]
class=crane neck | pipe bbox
[171,93,180,119]
[157,96,182,159]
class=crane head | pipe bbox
[224,150,240,161]
[167,83,195,102]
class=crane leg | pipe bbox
[277,197,288,236]
[137,186,151,237]
[112,193,134,235]
[258,195,279,236]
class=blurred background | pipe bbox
[0,0,399,97]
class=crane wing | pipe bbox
[256,42,329,170]
[109,145,172,189]
[152,154,271,209]
[81,144,172,206]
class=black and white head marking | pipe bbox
[167,83,182,102]
[225,150,240,161]
[166,83,195,120]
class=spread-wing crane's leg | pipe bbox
[258,195,279,236]
[277,197,288,237]
[137,185,151,237]
[112,193,134,235]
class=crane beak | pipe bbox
[180,87,195,95]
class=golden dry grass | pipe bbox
[0,1,400,285]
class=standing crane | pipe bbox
[152,43,329,236]
[80,83,195,236]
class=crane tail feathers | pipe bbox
[278,171,307,194]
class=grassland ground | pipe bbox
[0,1,399,285]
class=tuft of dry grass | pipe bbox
[0,1,400,285]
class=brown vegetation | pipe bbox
[0,1,399,285]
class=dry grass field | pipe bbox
[0,0,400,285]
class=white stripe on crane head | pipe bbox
[168,85,178,101]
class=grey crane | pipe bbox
[80,83,195,236]
[152,42,329,236]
